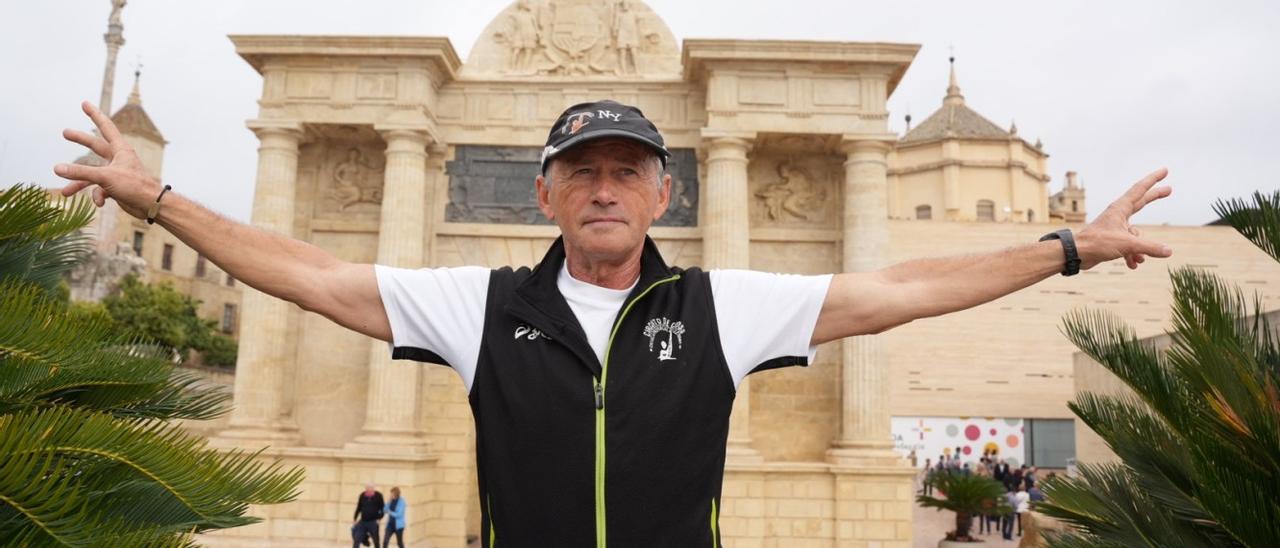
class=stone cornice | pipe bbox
[229,35,462,83]
[682,39,919,92]
[896,134,1049,157]
[889,157,1051,182]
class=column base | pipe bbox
[725,441,764,464]
[825,439,905,468]
[209,423,302,449]
[344,430,432,457]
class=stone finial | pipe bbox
[944,56,964,106]
[1009,120,1018,136]
[1065,170,1079,189]
[1034,138,1043,149]
[905,112,913,132]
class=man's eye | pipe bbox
[574,168,593,176]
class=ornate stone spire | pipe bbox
[99,0,127,113]
[944,56,964,106]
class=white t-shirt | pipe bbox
[375,264,832,393]
[1014,491,1031,513]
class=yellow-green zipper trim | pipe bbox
[487,493,496,547]
[711,497,720,547]
[595,274,681,548]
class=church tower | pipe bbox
[887,58,1053,223]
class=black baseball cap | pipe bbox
[540,100,671,174]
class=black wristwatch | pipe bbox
[1038,229,1081,276]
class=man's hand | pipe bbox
[1076,167,1174,270]
[53,100,162,217]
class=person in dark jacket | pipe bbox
[57,92,1176,548]
[352,483,384,548]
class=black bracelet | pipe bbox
[146,184,171,225]
[1038,228,1081,276]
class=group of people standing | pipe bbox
[920,449,1050,540]
[352,484,407,548]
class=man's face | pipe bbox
[536,138,671,262]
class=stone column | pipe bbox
[828,139,899,465]
[347,129,433,454]
[701,133,762,463]
[219,123,304,444]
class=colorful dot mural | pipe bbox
[891,416,1026,467]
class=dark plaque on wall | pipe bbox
[445,146,698,227]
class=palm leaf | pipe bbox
[1213,190,1280,261]
[0,406,303,542]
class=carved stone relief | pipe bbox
[749,152,840,228]
[445,145,698,226]
[464,0,682,78]
[311,140,387,220]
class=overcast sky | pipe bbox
[2,1,1277,225]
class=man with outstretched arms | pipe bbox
[54,99,1172,548]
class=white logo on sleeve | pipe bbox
[643,317,685,361]
[514,324,550,341]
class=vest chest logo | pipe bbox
[514,324,551,341]
[643,317,685,361]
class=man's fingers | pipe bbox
[63,128,113,159]
[82,100,124,145]
[54,162,107,184]
[1139,237,1173,258]
[92,187,107,207]
[1132,185,1172,214]
[1121,168,1169,207]
[59,180,95,197]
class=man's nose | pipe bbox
[590,174,620,205]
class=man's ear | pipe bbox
[536,173,555,221]
[652,172,672,221]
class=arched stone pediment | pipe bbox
[462,0,681,79]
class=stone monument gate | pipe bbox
[211,1,921,545]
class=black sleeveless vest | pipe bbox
[395,237,806,547]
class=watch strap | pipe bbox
[1038,228,1081,276]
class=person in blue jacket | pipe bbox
[383,486,406,548]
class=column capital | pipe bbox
[247,120,303,139]
[838,136,895,156]
[701,131,755,164]
[700,128,756,147]
[375,124,440,148]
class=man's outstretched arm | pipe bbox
[811,168,1174,345]
[53,101,391,341]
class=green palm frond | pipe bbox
[1038,464,1229,548]
[1,184,302,544]
[1051,188,1280,547]
[1213,190,1280,261]
[0,407,303,542]
[0,185,95,292]
[0,278,229,420]
[1067,392,1204,518]
[917,472,1012,515]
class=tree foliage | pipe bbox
[1037,190,1280,547]
[101,274,238,367]
[0,184,301,545]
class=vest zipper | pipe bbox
[487,493,496,547]
[710,496,719,547]
[595,274,681,548]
